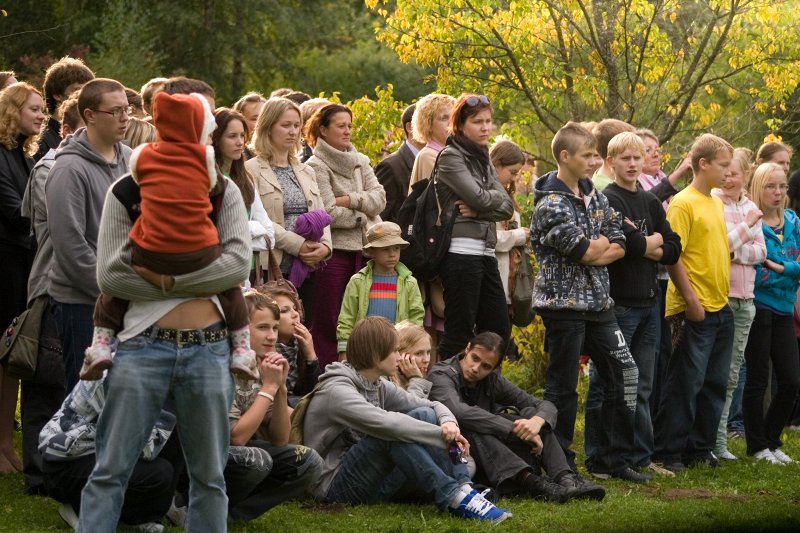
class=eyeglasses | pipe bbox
[465,95,490,107]
[93,105,135,118]
[764,183,789,192]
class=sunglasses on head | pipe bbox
[465,95,490,107]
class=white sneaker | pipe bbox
[166,499,187,527]
[122,522,164,533]
[715,449,738,461]
[771,449,795,464]
[57,503,79,530]
[753,449,783,465]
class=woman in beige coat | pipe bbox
[305,103,386,368]
[245,97,332,321]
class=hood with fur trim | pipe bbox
[153,91,216,144]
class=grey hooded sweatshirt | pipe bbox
[45,129,131,304]
[303,362,457,500]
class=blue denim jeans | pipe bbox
[325,407,470,511]
[653,306,734,464]
[541,311,638,474]
[649,279,671,421]
[585,304,658,468]
[727,362,747,432]
[50,299,95,393]
[438,253,511,359]
[77,331,234,533]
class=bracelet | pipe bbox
[257,391,275,402]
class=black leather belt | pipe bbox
[143,323,228,346]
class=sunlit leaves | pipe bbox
[367,0,800,161]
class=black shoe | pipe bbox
[663,461,686,472]
[686,454,720,469]
[557,472,606,501]
[472,484,499,504]
[522,474,572,503]
[611,467,652,484]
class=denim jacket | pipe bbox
[530,171,625,313]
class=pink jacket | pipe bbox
[711,189,766,299]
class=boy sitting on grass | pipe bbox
[336,221,424,358]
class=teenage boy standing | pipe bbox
[585,132,681,478]
[652,134,735,471]
[531,122,644,483]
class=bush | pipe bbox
[503,318,548,395]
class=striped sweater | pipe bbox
[711,189,766,299]
[95,175,251,340]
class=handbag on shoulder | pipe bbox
[0,295,50,379]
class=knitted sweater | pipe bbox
[96,175,251,341]
[307,138,386,252]
[711,189,766,300]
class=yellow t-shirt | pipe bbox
[665,185,730,316]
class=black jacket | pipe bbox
[375,141,415,223]
[0,137,35,248]
[427,355,558,438]
[603,182,681,307]
[435,137,512,249]
[34,117,61,162]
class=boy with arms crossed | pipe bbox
[585,132,681,478]
[531,122,644,483]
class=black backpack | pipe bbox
[398,154,457,282]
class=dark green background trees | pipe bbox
[1,0,433,106]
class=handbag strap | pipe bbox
[266,247,283,282]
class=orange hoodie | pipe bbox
[129,91,219,253]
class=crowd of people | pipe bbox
[1,56,799,531]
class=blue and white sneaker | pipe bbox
[449,488,512,523]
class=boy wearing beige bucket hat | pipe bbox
[336,222,424,357]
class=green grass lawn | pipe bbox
[2,429,799,532]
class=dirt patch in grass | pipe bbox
[643,487,750,502]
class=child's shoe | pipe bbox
[229,326,260,380]
[80,327,114,380]
[230,347,259,379]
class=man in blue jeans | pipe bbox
[45,78,131,391]
[76,78,252,532]
[530,123,645,483]
[584,132,682,478]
